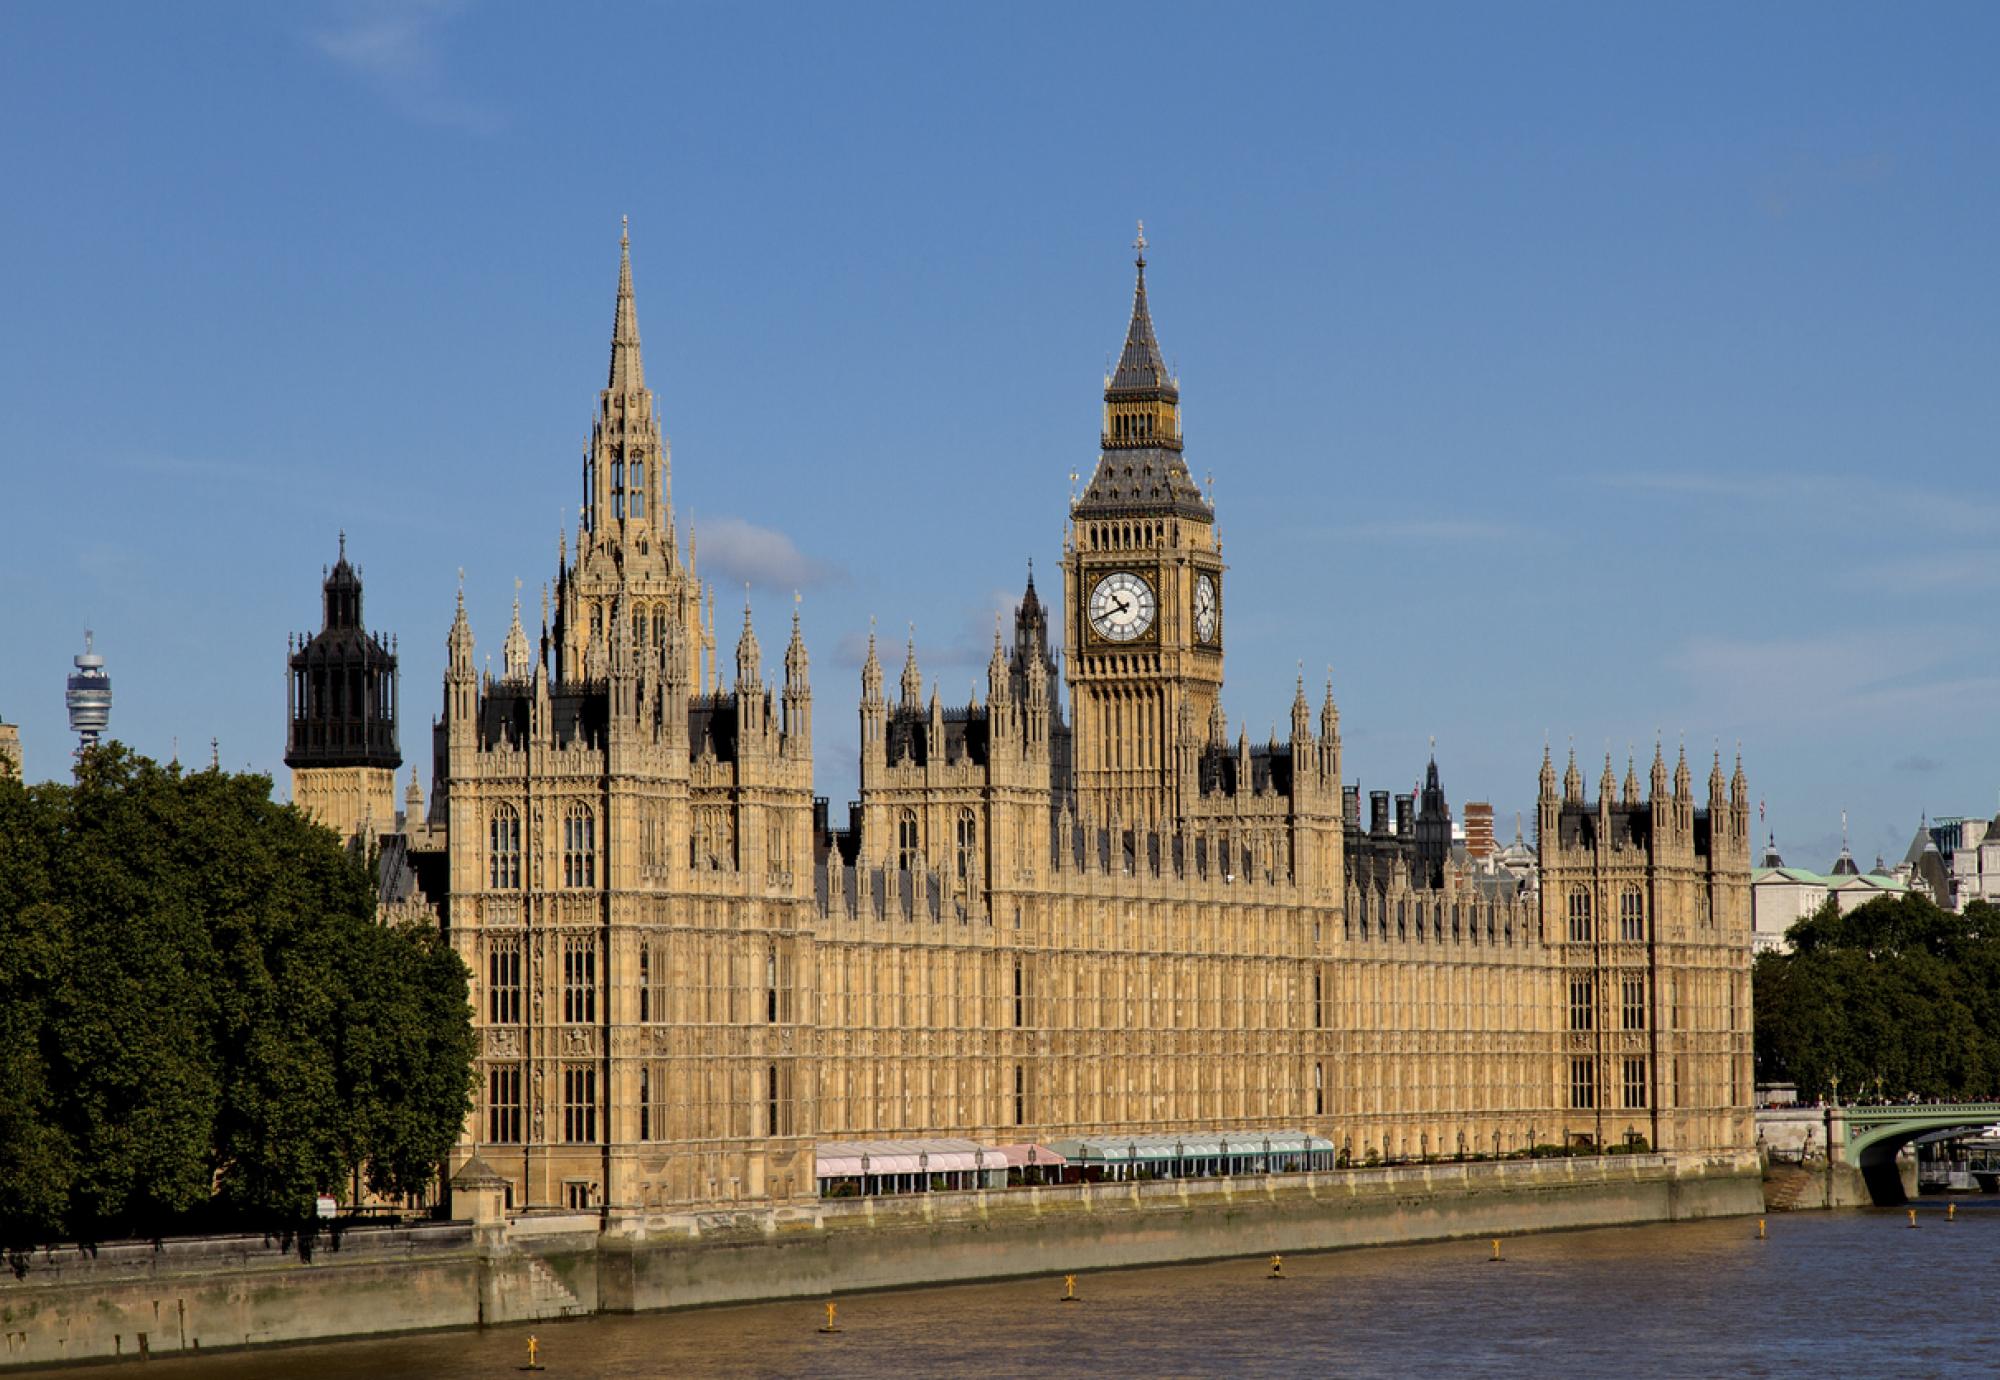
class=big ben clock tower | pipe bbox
[1064,226,1223,827]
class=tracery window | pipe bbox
[562,1065,597,1143]
[562,936,597,1024]
[487,940,522,1025]
[1567,887,1593,943]
[1570,1057,1596,1110]
[563,803,596,888]
[486,1066,522,1143]
[1622,976,1646,1030]
[489,805,521,889]
[1620,888,1645,942]
[1569,978,1594,1032]
[898,809,920,871]
[1623,1057,1649,1109]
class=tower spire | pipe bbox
[609,215,643,392]
[1108,221,1176,411]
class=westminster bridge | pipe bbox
[1757,1101,2000,1205]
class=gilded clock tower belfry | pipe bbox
[1064,227,1223,825]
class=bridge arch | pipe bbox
[1844,1105,2000,1205]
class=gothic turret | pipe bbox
[783,603,811,752]
[900,633,922,710]
[287,534,402,846]
[287,534,400,773]
[502,585,531,683]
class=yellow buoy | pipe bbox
[1268,1254,1285,1280]
[1757,1218,1766,1240]
[525,1334,544,1371]
[1061,1274,1079,1303]
[1490,1238,1503,1262]
[819,1301,842,1334]
[1908,1208,1919,1229]
[1949,1201,1957,1222]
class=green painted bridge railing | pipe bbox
[1837,1102,2000,1160]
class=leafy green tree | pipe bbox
[0,746,473,1259]
[1755,892,2000,1102]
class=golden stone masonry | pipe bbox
[286,226,1755,1221]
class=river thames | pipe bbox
[53,1201,2000,1378]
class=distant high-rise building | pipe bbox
[65,630,112,757]
[1464,800,1496,856]
[285,535,401,846]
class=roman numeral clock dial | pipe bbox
[1195,573,1217,644]
[1088,571,1156,643]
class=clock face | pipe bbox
[1194,574,1218,644]
[1088,571,1156,642]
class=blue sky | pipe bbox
[3,2,1997,869]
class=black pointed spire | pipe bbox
[1075,224,1209,519]
[1109,222,1176,400]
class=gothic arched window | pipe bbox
[1620,887,1646,942]
[956,808,977,882]
[898,809,919,872]
[1568,887,1593,943]
[488,804,521,889]
[563,803,597,888]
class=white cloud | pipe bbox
[697,517,843,593]
[310,0,501,134]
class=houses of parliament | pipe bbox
[283,225,1755,1220]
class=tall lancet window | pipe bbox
[564,803,597,888]
[489,805,521,889]
[630,460,645,518]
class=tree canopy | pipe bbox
[1754,892,2000,1102]
[0,746,473,1257]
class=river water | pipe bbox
[47,1200,2000,1378]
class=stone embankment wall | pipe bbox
[1754,1107,1913,1208]
[0,1152,1759,1371]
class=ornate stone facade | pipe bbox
[389,227,1753,1218]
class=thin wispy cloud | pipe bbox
[310,0,501,134]
[697,516,844,594]
[1598,468,2000,540]
[1667,632,2000,729]
[1841,551,2000,595]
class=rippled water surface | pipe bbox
[36,1201,2000,1378]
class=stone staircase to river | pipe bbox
[1762,1163,1815,1211]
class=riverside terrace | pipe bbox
[814,1132,1340,1197]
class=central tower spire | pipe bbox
[608,215,644,393]
[554,220,711,688]
[581,218,665,540]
